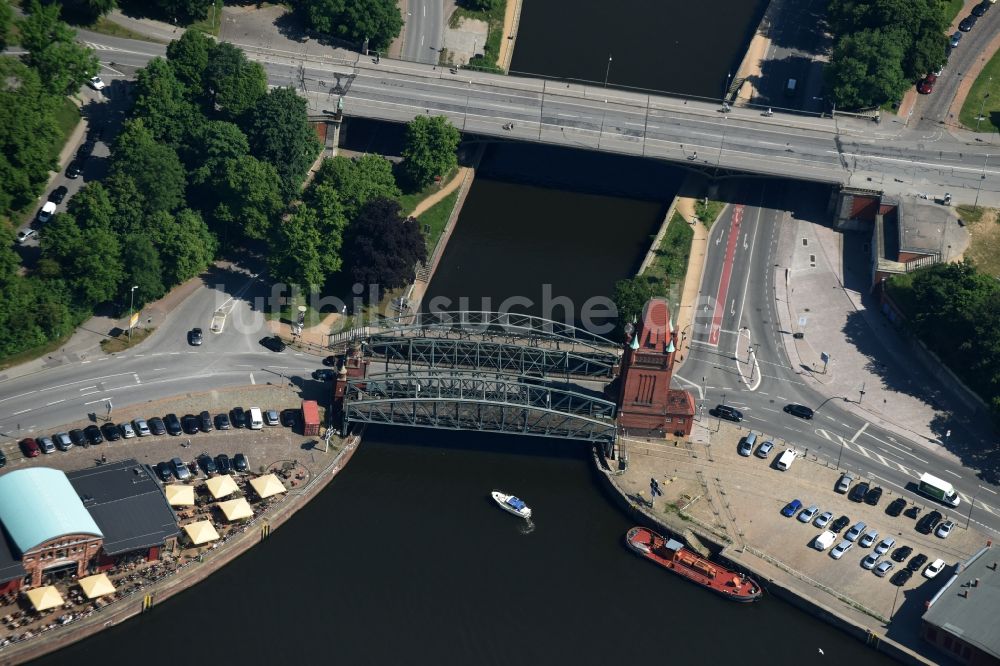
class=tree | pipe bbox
[242,87,320,201]
[296,0,402,50]
[150,0,213,23]
[400,115,460,189]
[314,154,400,221]
[205,42,267,118]
[148,208,217,286]
[305,182,348,260]
[67,181,115,230]
[344,197,427,294]
[612,276,667,335]
[211,155,284,241]
[111,119,187,216]
[459,0,498,9]
[122,234,167,310]
[40,212,123,306]
[826,29,908,109]
[132,57,199,146]
[186,120,249,188]
[0,58,62,214]
[0,0,13,51]
[18,0,98,95]
[53,0,116,24]
[166,29,214,97]
[269,207,328,291]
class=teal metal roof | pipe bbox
[0,468,102,554]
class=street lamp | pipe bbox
[966,486,983,529]
[976,78,991,132]
[975,153,990,208]
[859,382,866,405]
[127,285,138,341]
[604,54,612,87]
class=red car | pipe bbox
[19,438,40,458]
[917,74,937,94]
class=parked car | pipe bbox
[862,552,881,570]
[917,74,937,95]
[830,541,853,559]
[886,497,906,517]
[84,424,104,445]
[120,422,136,439]
[798,505,820,523]
[783,403,813,419]
[0,451,5,468]
[836,473,855,494]
[37,201,57,223]
[76,139,95,159]
[199,411,213,433]
[845,522,867,542]
[950,31,963,47]
[849,481,870,503]
[874,561,894,577]
[215,454,232,474]
[171,457,191,480]
[88,75,106,90]
[959,14,977,31]
[259,336,286,352]
[935,520,955,539]
[16,228,37,244]
[264,409,280,426]
[164,413,182,436]
[973,0,991,15]
[917,510,943,534]
[53,432,73,451]
[20,438,40,458]
[154,462,173,482]
[214,413,231,430]
[890,568,912,586]
[908,553,929,572]
[66,159,84,179]
[134,419,151,437]
[830,515,851,533]
[323,355,338,366]
[181,414,199,435]
[280,409,297,428]
[230,407,247,429]
[148,417,167,436]
[891,545,913,563]
[312,368,336,381]
[101,422,122,441]
[923,558,946,578]
[188,328,203,346]
[874,537,896,556]
[233,453,249,473]
[48,186,68,204]
[814,511,833,528]
[69,429,87,447]
[737,436,754,457]
[781,499,803,517]
[755,440,774,458]
[197,454,217,475]
[864,486,883,506]
[709,404,742,422]
[37,436,56,454]
[859,530,879,548]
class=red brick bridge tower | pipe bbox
[616,298,696,437]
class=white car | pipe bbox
[16,228,36,244]
[874,561,894,577]
[859,530,879,548]
[830,541,853,559]
[924,558,946,578]
[119,422,136,439]
[37,201,56,223]
[814,511,833,528]
[874,536,895,556]
[862,552,880,569]
[798,505,820,523]
[936,520,954,539]
[88,76,105,91]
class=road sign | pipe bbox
[820,352,830,364]
[128,312,139,329]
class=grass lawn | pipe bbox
[85,16,166,42]
[396,169,458,215]
[642,212,694,311]
[694,199,725,230]
[100,326,155,353]
[449,0,506,71]
[188,0,223,36]
[885,272,917,318]
[0,330,75,371]
[944,0,965,24]
[959,207,1000,277]
[959,47,1000,132]
[415,189,459,255]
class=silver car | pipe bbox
[53,432,73,451]
[120,422,136,439]
[814,511,833,528]
[862,552,880,569]
[859,530,879,548]
[798,505,820,523]
[845,521,867,542]
[755,440,774,458]
[936,520,954,539]
[874,561,894,577]
[874,536,895,556]
[830,541,853,559]
[133,419,151,437]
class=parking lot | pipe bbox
[614,422,987,620]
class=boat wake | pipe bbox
[519,518,535,535]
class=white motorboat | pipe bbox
[491,491,532,519]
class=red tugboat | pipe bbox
[626,527,763,602]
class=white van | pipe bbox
[776,448,798,471]
[248,407,264,430]
[813,530,837,551]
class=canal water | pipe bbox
[509,0,767,99]
[38,145,892,665]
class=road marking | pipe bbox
[250,373,256,385]
[81,361,91,364]
[152,368,166,372]
[46,400,64,406]
[708,205,744,346]
[760,407,780,413]
[980,486,998,496]
[135,354,144,357]
[12,408,31,415]
[80,390,98,396]
[944,469,961,478]
[0,391,37,405]
[83,398,111,405]
[860,430,928,463]
[133,374,140,384]
[849,422,869,443]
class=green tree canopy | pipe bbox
[314,154,400,221]
[205,42,267,119]
[243,86,320,201]
[40,212,123,306]
[122,234,167,310]
[148,208,217,286]
[133,57,199,146]
[166,29,214,97]
[112,118,187,216]
[400,115,460,189]
[18,0,98,95]
[67,181,115,231]
[612,276,667,336]
[53,0,116,24]
[211,154,284,241]
[0,0,14,51]
[825,28,908,110]
[186,119,249,188]
[344,197,427,295]
[296,0,403,50]
[269,207,328,291]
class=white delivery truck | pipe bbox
[917,473,960,506]
[813,530,837,551]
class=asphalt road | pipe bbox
[675,182,1000,538]
[73,29,1000,206]
[401,0,444,65]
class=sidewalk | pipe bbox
[106,9,183,43]
[673,196,709,366]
